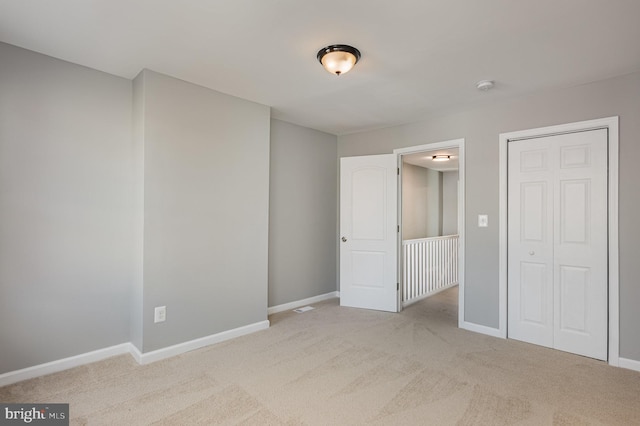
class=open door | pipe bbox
[340,154,398,312]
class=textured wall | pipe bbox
[136,70,270,352]
[442,171,459,235]
[402,164,442,240]
[0,42,134,373]
[268,119,337,307]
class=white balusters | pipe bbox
[402,235,459,306]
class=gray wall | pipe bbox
[338,71,640,362]
[402,164,442,240]
[135,70,270,352]
[442,171,458,235]
[0,42,134,373]
[269,119,337,307]
[0,43,327,374]
[130,70,145,351]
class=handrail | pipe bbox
[402,234,459,245]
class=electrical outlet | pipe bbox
[154,306,166,323]
[478,214,488,227]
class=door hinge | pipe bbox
[397,282,400,291]
[397,225,400,232]
[397,167,400,175]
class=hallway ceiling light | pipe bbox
[432,155,451,162]
[317,45,361,76]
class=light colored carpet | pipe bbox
[2,287,640,425]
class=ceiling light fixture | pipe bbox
[317,44,361,76]
[432,155,451,162]
[476,80,495,91]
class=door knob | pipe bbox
[341,237,347,242]
[529,251,535,256]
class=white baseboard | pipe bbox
[1,315,636,387]
[268,291,339,315]
[0,343,133,387]
[619,357,640,373]
[460,321,504,338]
[132,320,270,364]
[0,320,270,386]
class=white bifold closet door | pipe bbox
[508,129,608,360]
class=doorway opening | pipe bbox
[394,139,465,325]
[400,148,459,306]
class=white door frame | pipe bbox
[498,117,619,366]
[394,139,465,323]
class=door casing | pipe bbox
[498,117,619,366]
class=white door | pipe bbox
[340,154,398,312]
[508,129,608,360]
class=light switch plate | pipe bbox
[478,214,488,227]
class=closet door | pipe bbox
[552,130,608,360]
[508,129,608,360]
[508,138,554,349]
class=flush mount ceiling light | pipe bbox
[432,155,451,162]
[476,80,495,91]
[317,44,361,76]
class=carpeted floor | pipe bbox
[2,286,639,425]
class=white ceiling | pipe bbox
[403,148,459,172]
[1,1,639,135]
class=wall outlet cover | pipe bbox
[154,306,166,323]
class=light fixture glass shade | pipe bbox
[432,155,451,162]
[476,80,495,91]
[317,45,361,76]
